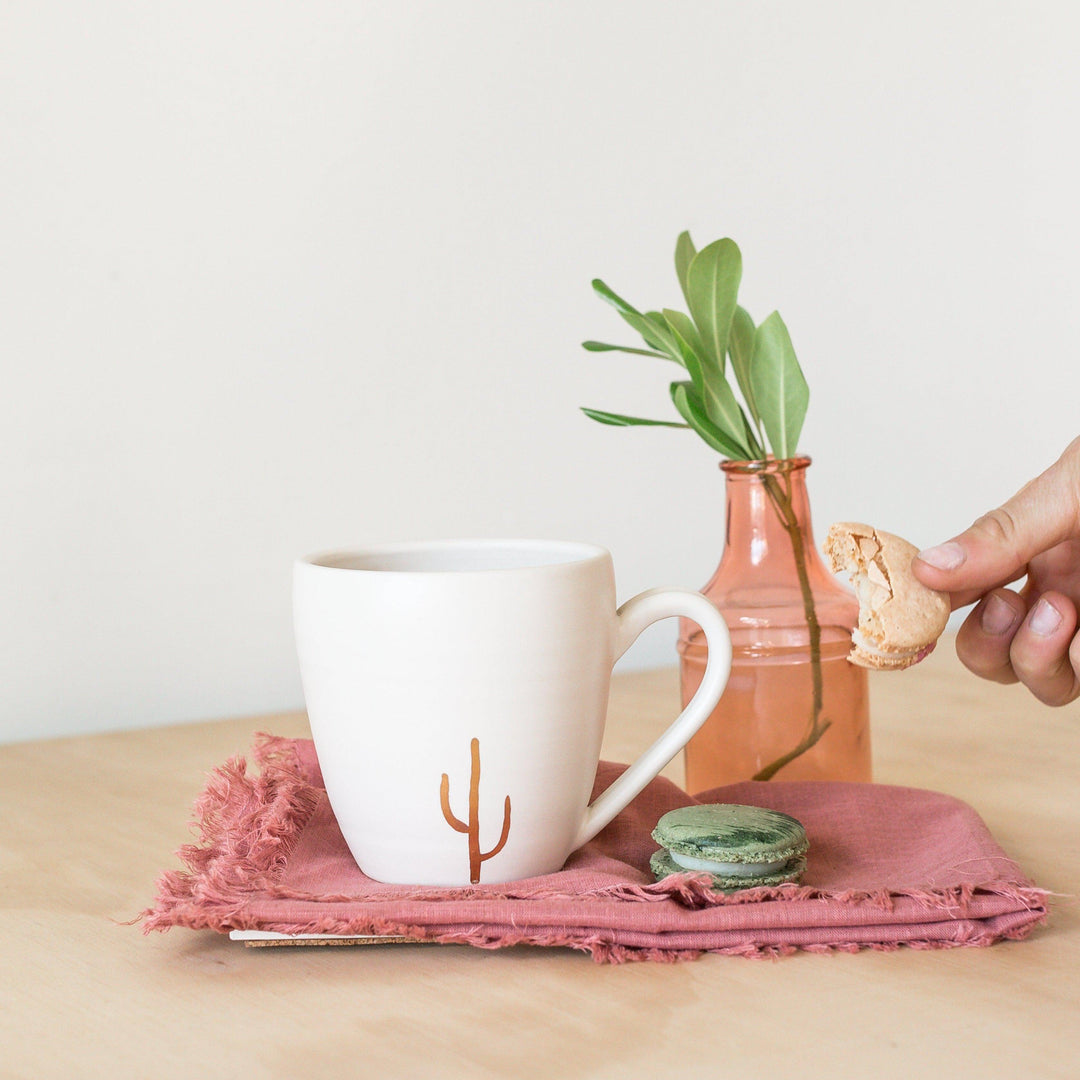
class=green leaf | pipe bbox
[701,372,751,451]
[645,311,679,351]
[582,340,670,359]
[740,411,766,459]
[664,307,747,450]
[591,279,679,358]
[581,407,688,429]
[635,315,677,354]
[686,239,742,373]
[749,311,809,459]
[670,382,751,459]
[660,311,704,394]
[591,278,642,319]
[728,305,759,424]
[661,309,708,371]
[674,231,696,310]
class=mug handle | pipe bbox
[570,587,732,851]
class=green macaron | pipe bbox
[650,803,808,891]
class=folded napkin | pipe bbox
[141,735,1047,962]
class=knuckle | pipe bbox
[961,657,1019,685]
[1025,678,1080,707]
[956,625,1017,683]
[971,507,1022,552]
[960,655,1019,684]
[1010,642,1080,706]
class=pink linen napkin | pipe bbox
[141,735,1047,962]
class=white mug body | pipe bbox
[293,539,732,886]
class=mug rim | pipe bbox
[297,538,611,576]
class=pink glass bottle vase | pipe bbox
[678,456,871,791]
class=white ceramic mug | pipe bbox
[293,539,732,885]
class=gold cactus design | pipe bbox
[439,737,512,884]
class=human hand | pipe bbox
[911,437,1080,705]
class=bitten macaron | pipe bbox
[824,521,951,671]
[650,804,809,891]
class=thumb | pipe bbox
[912,438,1080,607]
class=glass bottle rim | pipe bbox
[720,455,812,476]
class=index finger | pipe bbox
[912,440,1080,605]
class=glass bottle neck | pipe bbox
[719,459,817,578]
[679,455,858,648]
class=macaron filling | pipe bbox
[668,850,793,877]
[850,628,933,663]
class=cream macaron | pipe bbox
[825,522,951,671]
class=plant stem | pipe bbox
[751,473,831,781]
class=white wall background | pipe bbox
[4,1,1079,743]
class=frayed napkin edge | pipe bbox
[135,734,1050,960]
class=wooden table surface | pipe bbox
[2,640,1078,1079]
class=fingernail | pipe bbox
[1029,598,1063,637]
[917,542,966,571]
[981,594,1017,635]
